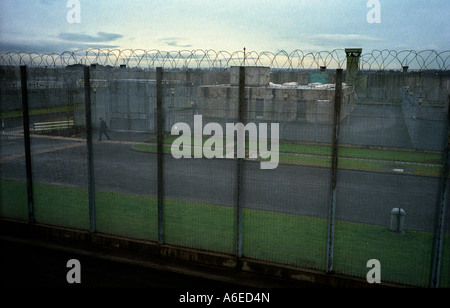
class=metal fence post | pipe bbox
[156,67,164,245]
[84,66,96,233]
[236,66,246,258]
[430,94,450,288]
[20,66,34,223]
[326,68,343,273]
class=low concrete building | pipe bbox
[197,66,355,124]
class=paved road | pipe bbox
[0,134,443,233]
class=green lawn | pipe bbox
[275,154,442,177]
[154,136,442,164]
[0,105,74,119]
[1,178,449,287]
[132,139,443,177]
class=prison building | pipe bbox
[197,66,355,125]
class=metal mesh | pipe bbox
[440,184,450,288]
[1,48,449,287]
[163,69,236,254]
[240,69,332,269]
[0,67,28,221]
[26,67,89,230]
[90,68,158,240]
[333,71,448,287]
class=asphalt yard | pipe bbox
[0,129,443,233]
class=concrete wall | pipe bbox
[357,72,450,105]
[230,66,270,86]
[1,67,448,136]
[2,67,448,111]
[197,84,354,124]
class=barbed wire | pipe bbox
[0,49,449,71]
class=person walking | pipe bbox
[98,118,110,141]
[191,101,198,115]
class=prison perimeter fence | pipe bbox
[1,48,450,288]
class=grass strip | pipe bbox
[142,136,442,165]
[131,142,442,177]
[1,178,449,287]
[1,105,74,119]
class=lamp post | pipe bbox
[169,88,175,130]
[283,93,288,131]
[92,86,97,126]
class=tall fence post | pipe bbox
[431,95,450,288]
[20,66,34,223]
[156,67,164,245]
[236,66,246,258]
[326,68,343,273]
[84,66,96,233]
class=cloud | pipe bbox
[57,32,124,43]
[158,37,192,48]
[301,34,383,48]
[277,33,386,52]
[0,30,124,54]
[0,41,120,54]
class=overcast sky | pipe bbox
[0,0,448,54]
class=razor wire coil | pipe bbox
[0,49,448,71]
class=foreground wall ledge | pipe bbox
[0,218,407,288]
